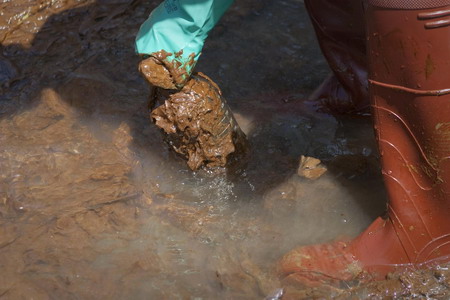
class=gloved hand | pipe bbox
[136,0,234,89]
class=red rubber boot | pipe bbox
[304,0,369,115]
[279,1,450,287]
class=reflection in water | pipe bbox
[0,0,448,299]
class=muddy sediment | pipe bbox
[282,263,450,299]
[138,50,196,90]
[139,52,247,171]
[148,71,247,171]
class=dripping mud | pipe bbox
[0,0,449,299]
[145,69,247,171]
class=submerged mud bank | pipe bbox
[282,263,450,299]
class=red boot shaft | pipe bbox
[279,1,450,287]
[367,2,450,265]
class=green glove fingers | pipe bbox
[136,0,234,88]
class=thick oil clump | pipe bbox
[141,61,247,170]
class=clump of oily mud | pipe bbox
[138,50,195,90]
[152,73,247,170]
[139,58,247,170]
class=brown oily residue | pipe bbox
[139,50,196,89]
[151,72,247,170]
[139,56,177,90]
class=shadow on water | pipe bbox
[3,1,436,299]
[1,0,152,129]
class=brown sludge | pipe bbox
[139,50,196,89]
[150,72,247,171]
[138,56,177,90]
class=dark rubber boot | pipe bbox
[304,0,369,114]
[279,1,450,287]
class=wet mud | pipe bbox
[139,50,195,89]
[1,0,449,299]
[139,54,179,90]
[149,72,247,171]
[139,53,247,171]
[282,265,450,299]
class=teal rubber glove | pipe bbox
[136,0,234,89]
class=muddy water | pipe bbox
[0,0,448,299]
